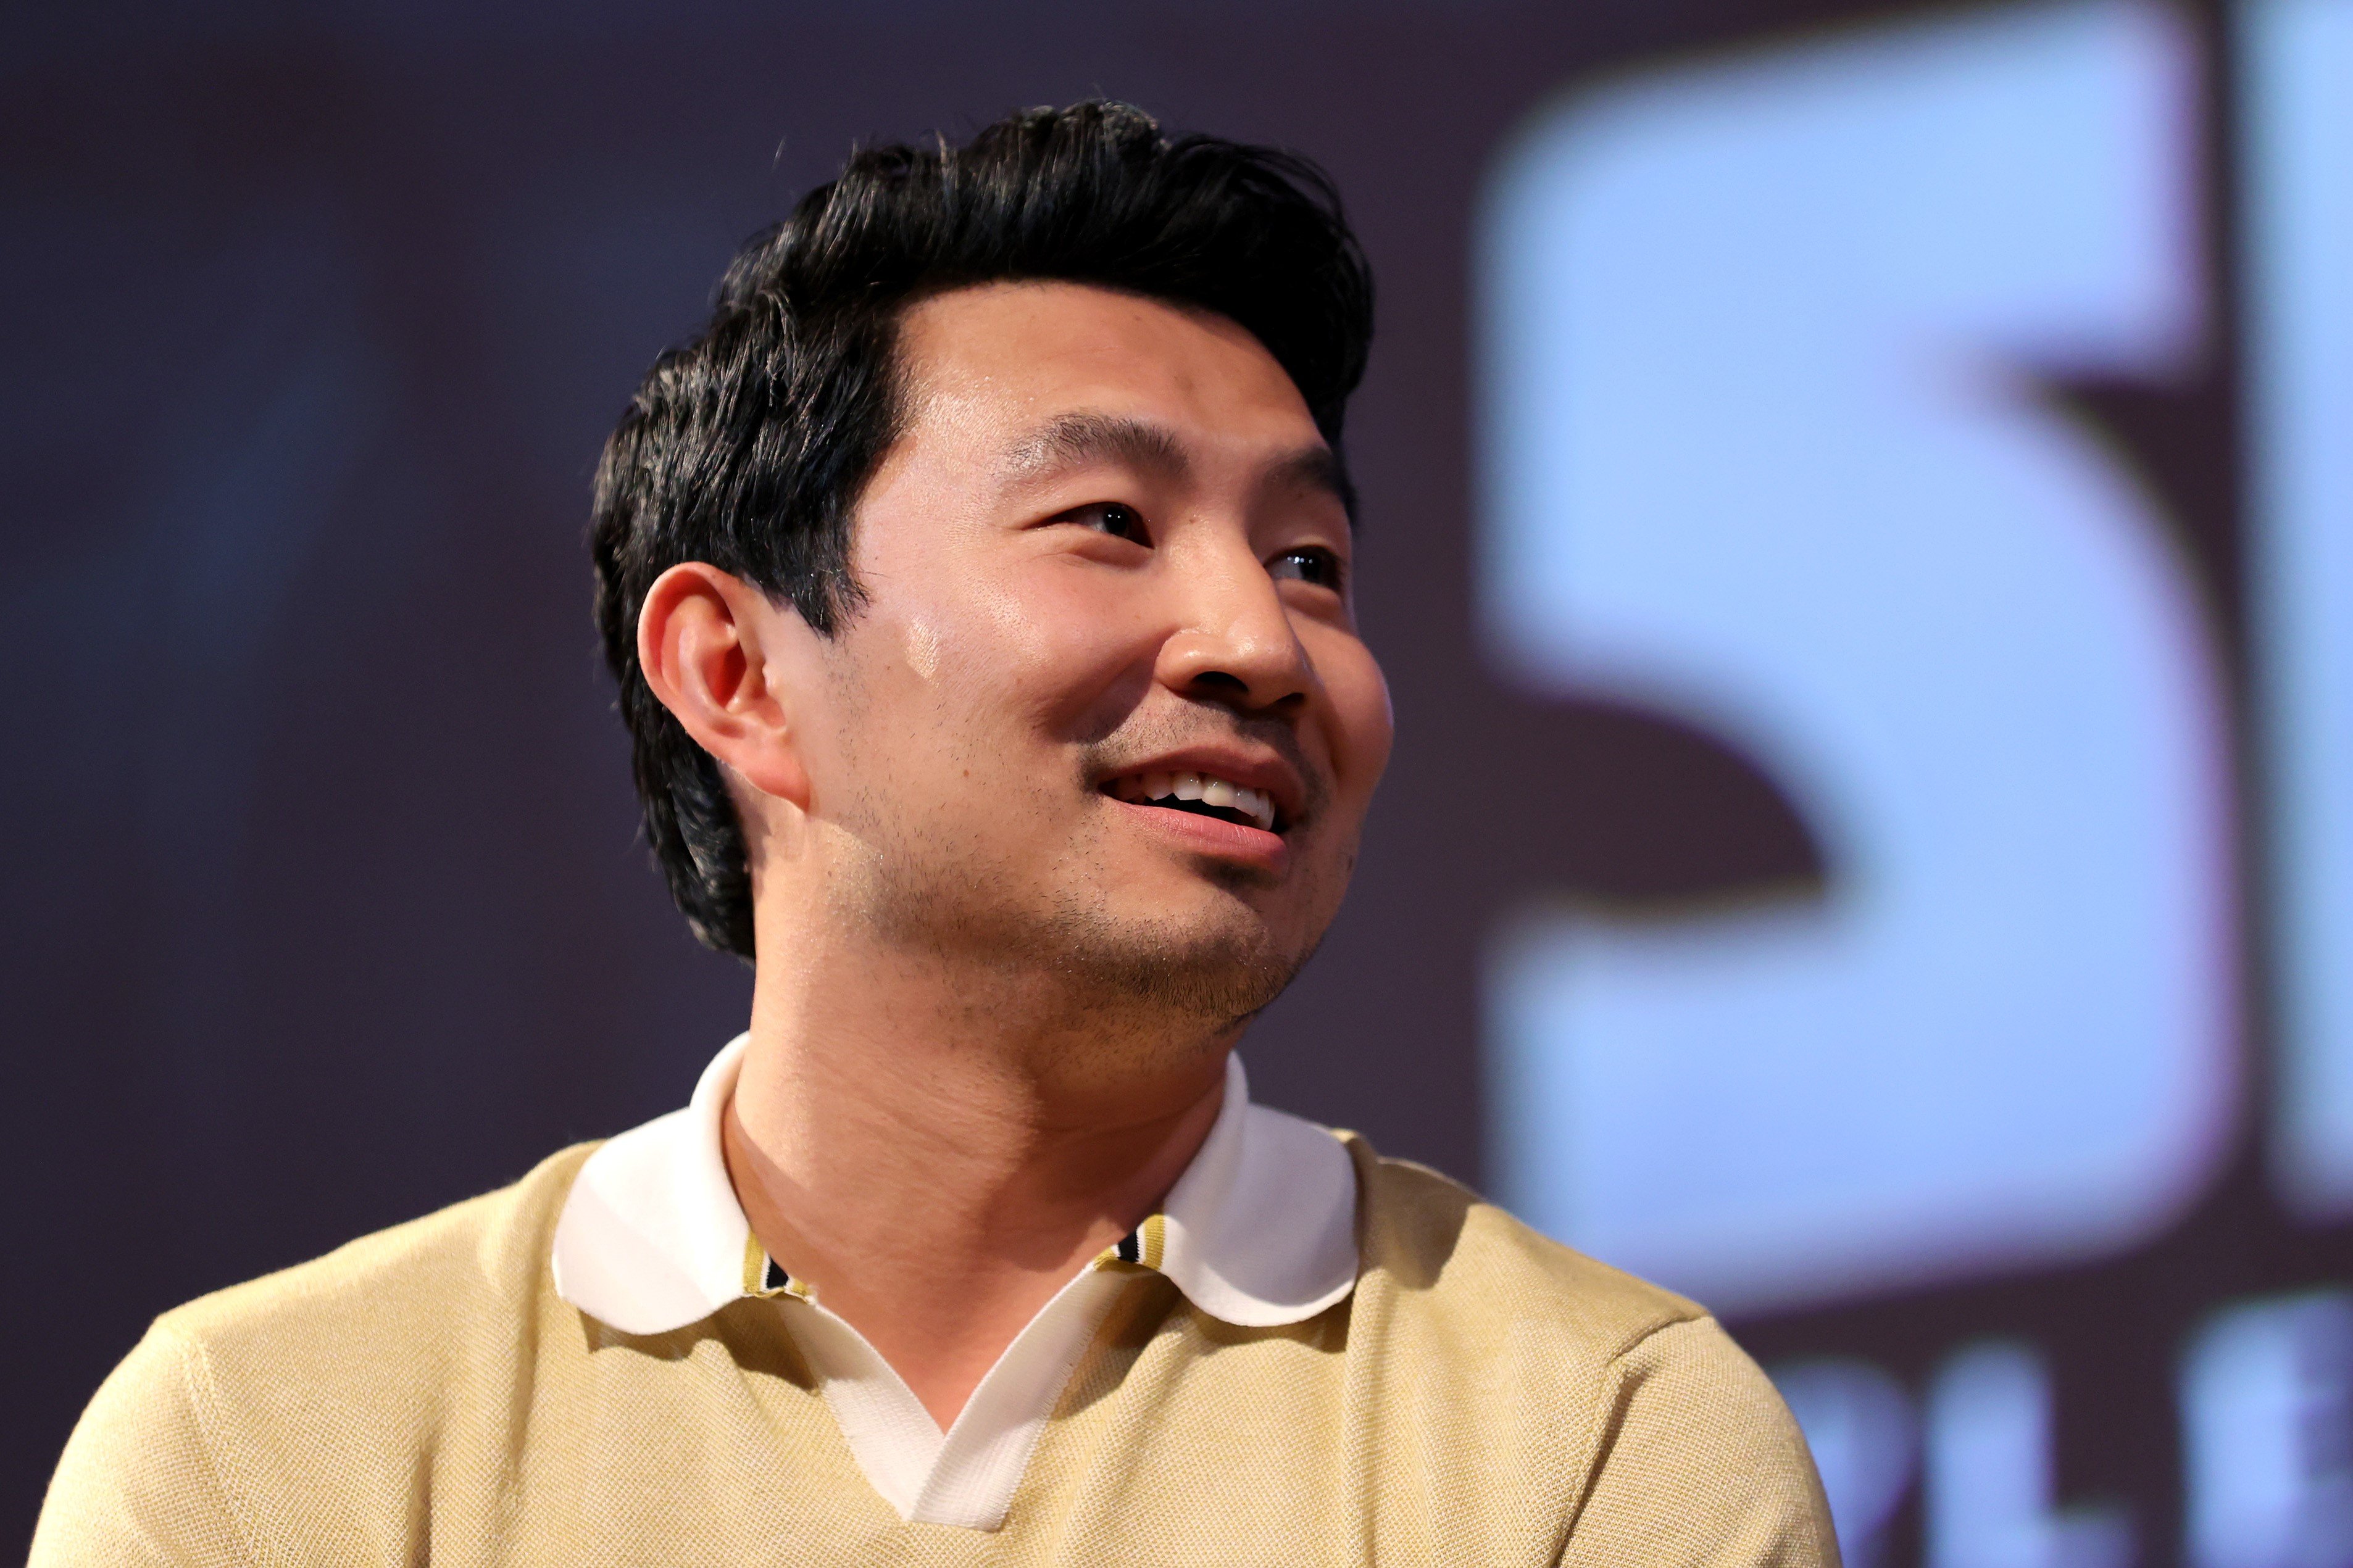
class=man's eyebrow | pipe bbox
[1267,444,1351,513]
[999,410,1354,521]
[999,413,1191,487]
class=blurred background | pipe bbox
[7,0,2351,1561]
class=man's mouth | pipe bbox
[1104,771,1281,832]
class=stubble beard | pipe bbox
[836,800,1330,1065]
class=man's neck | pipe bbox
[718,936,1230,1432]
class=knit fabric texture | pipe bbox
[33,1136,1839,1566]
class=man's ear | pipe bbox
[636,563,815,810]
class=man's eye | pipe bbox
[1059,502,1150,545]
[1270,547,1345,591]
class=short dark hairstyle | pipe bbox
[590,100,1376,959]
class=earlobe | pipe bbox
[636,563,814,810]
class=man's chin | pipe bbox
[1049,911,1312,1032]
[852,836,1328,1029]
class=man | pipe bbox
[35,102,1836,1565]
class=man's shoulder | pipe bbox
[1336,1136,1836,1562]
[1341,1133,1761,1400]
[1345,1134,1705,1343]
[32,1144,606,1566]
[156,1140,598,1366]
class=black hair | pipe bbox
[589,100,1375,958]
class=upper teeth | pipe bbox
[1115,771,1278,831]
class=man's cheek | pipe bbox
[1333,663,1396,790]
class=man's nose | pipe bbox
[1154,544,1315,715]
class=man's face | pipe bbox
[789,280,1391,1039]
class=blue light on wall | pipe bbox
[2179,1290,2353,1567]
[2247,0,2353,1220]
[1772,1358,1918,1567]
[1477,0,2234,1315]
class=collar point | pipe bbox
[1185,1274,1359,1329]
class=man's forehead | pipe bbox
[896,281,1321,447]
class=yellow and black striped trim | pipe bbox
[1095,1213,1167,1272]
[741,1234,814,1301]
[744,1220,1162,1301]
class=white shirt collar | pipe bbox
[550,1033,1360,1338]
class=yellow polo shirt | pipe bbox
[34,1039,1838,1566]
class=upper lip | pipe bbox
[1097,744,1310,832]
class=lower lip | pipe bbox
[1107,797,1289,874]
